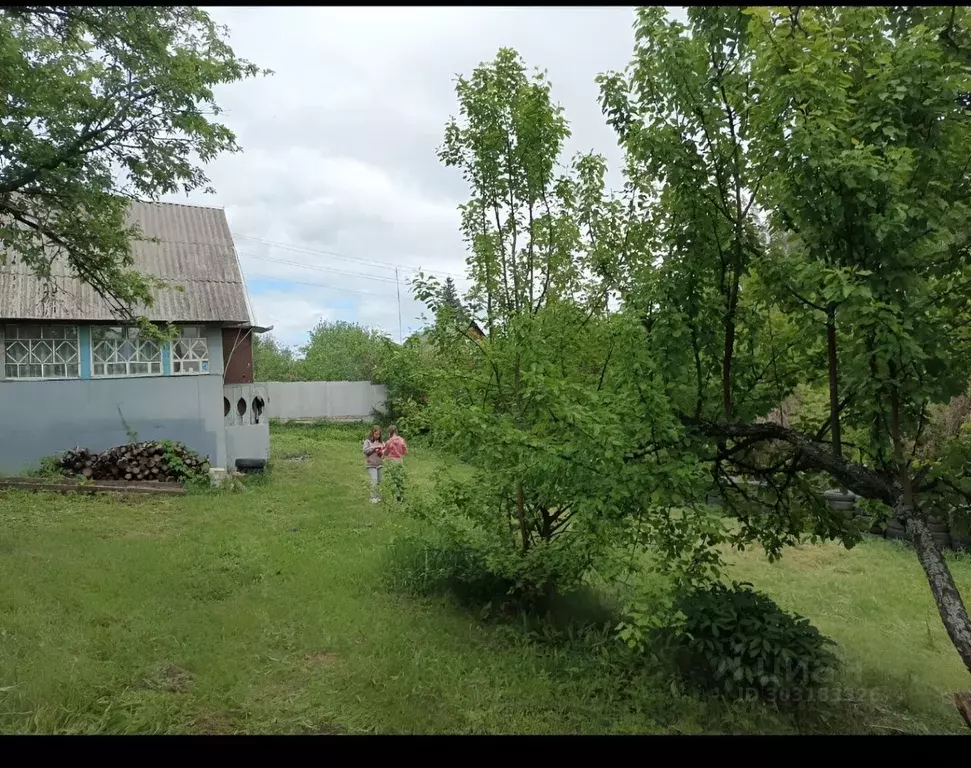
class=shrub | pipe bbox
[385,531,510,604]
[658,582,838,704]
[393,474,610,613]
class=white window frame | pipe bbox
[3,324,81,381]
[171,326,210,376]
[90,326,163,378]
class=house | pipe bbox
[0,200,270,475]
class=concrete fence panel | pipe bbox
[265,381,387,422]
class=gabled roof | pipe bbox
[0,200,252,324]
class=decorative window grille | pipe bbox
[171,326,210,374]
[3,325,80,379]
[91,326,162,377]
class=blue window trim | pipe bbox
[79,326,92,379]
[162,339,172,376]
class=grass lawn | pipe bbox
[0,422,969,734]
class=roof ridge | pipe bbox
[133,199,226,212]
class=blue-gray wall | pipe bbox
[0,327,226,474]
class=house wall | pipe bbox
[0,326,227,474]
[265,381,387,422]
[223,382,270,470]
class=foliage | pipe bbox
[438,277,468,325]
[403,48,726,607]
[589,6,971,677]
[252,334,301,382]
[747,5,971,470]
[25,454,70,480]
[157,439,208,484]
[252,322,391,383]
[373,332,435,433]
[656,582,838,704]
[301,321,390,382]
[0,6,267,316]
[384,460,406,504]
[402,7,971,688]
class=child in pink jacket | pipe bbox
[382,425,408,503]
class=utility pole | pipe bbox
[395,267,403,343]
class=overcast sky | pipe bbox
[163,7,685,348]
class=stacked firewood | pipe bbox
[57,442,209,483]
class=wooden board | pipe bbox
[0,477,187,496]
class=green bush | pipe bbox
[659,582,838,704]
[398,476,607,610]
[385,501,595,615]
[385,530,515,607]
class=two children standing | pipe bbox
[362,424,408,503]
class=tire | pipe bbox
[931,533,952,550]
[235,458,267,470]
[885,519,908,541]
[827,500,857,513]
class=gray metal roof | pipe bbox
[0,200,252,324]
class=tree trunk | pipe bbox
[514,350,528,553]
[517,481,528,553]
[903,507,971,675]
[722,318,735,422]
[826,304,841,458]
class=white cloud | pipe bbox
[249,291,335,348]
[165,7,682,345]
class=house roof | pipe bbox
[0,200,252,324]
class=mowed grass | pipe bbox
[726,539,971,734]
[0,422,968,734]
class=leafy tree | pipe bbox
[746,5,971,677]
[252,333,300,382]
[300,320,390,382]
[252,322,391,383]
[410,49,711,601]
[439,277,467,322]
[598,6,971,682]
[375,331,436,433]
[0,6,267,315]
[407,7,971,717]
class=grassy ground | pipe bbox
[0,422,968,734]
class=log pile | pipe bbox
[57,442,209,483]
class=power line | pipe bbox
[234,232,467,280]
[252,274,399,299]
[252,275,424,339]
[238,251,405,285]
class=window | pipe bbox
[91,326,162,377]
[171,326,210,374]
[4,325,80,379]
